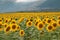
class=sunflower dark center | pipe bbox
[30,19,33,21]
[44,19,46,21]
[21,31,23,34]
[6,26,10,32]
[58,17,60,19]
[12,25,16,29]
[0,24,2,26]
[52,19,54,20]
[12,21,15,24]
[28,22,31,25]
[39,24,43,28]
[6,20,8,22]
[26,20,29,22]
[48,26,52,30]
[5,25,7,27]
[17,27,19,29]
[11,18,12,20]
[59,21,60,24]
[47,20,51,23]
[0,20,2,21]
[43,21,45,24]
[35,22,38,26]
[53,23,57,27]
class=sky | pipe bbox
[0,0,60,13]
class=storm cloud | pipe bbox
[0,0,47,12]
[0,0,60,13]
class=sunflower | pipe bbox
[19,30,25,37]
[0,22,3,31]
[26,18,30,23]
[4,18,9,23]
[26,21,32,28]
[16,26,20,31]
[0,18,2,22]
[35,18,41,22]
[34,17,41,26]
[50,16,56,21]
[57,20,60,26]
[57,16,60,20]
[44,16,49,18]
[26,17,33,22]
[30,16,34,22]
[30,19,33,22]
[3,23,8,28]
[10,20,16,24]
[42,21,46,24]
[18,17,24,24]
[46,24,53,32]
[34,21,39,27]
[11,24,18,32]
[51,21,57,30]
[37,22,44,30]
[2,17,4,20]
[10,18,13,20]
[45,18,54,24]
[43,17,49,22]
[42,18,47,24]
[4,25,11,33]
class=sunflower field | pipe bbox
[0,12,60,40]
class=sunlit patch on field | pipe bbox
[0,12,60,40]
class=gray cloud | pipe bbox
[0,0,47,12]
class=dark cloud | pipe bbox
[1,0,60,12]
[0,0,47,12]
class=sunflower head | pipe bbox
[34,21,39,27]
[10,20,16,24]
[4,25,11,34]
[35,18,41,22]
[45,18,54,24]
[30,17,34,22]
[19,30,25,37]
[26,18,30,23]
[26,21,32,28]
[45,16,49,18]
[0,18,2,22]
[0,22,3,31]
[3,23,8,28]
[52,21,57,30]
[18,17,24,24]
[43,17,49,22]
[26,17,33,22]
[16,26,20,31]
[46,24,53,32]
[42,18,46,24]
[37,22,44,30]
[57,16,60,20]
[34,17,41,26]
[57,20,60,26]
[11,24,18,32]
[50,16,56,21]
[4,18,9,23]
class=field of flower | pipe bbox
[0,12,60,40]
